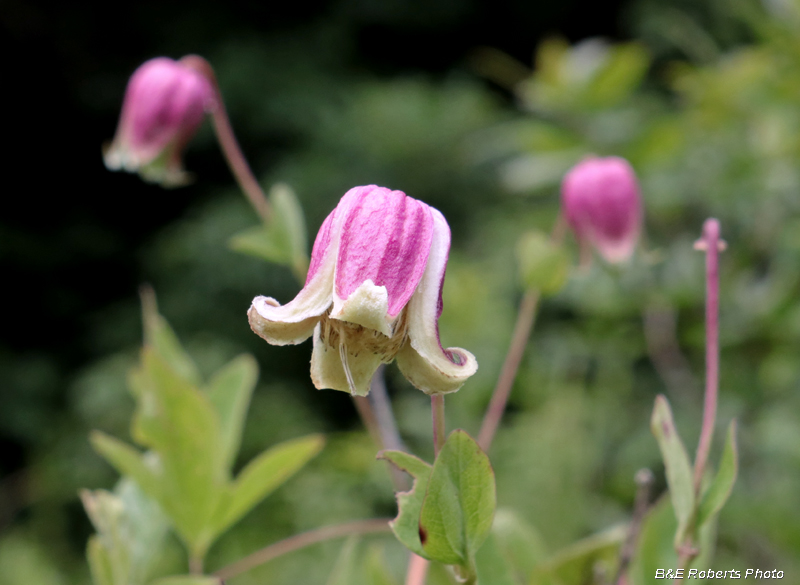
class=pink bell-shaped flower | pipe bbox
[103,57,214,187]
[561,156,642,263]
[248,185,478,396]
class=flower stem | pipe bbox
[180,55,272,223]
[692,219,723,493]
[404,554,430,585]
[432,394,446,457]
[477,289,540,451]
[214,518,391,580]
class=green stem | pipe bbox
[432,394,446,457]
[214,519,391,580]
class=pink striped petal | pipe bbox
[396,208,478,395]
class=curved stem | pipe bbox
[692,219,722,493]
[214,518,391,580]
[180,55,272,223]
[477,289,540,451]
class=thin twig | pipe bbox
[214,518,392,580]
[405,554,430,585]
[370,366,410,491]
[180,55,272,223]
[477,289,540,451]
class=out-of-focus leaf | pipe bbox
[229,183,309,280]
[90,432,161,500]
[211,434,324,535]
[326,536,360,585]
[204,354,258,471]
[650,395,695,545]
[530,525,625,585]
[129,348,225,555]
[696,420,738,530]
[419,430,496,568]
[586,43,650,108]
[492,509,549,581]
[140,288,201,387]
[149,577,221,585]
[474,532,519,585]
[516,231,570,295]
[87,536,114,585]
[377,450,432,558]
[0,534,65,585]
[363,544,398,585]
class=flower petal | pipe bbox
[310,323,384,396]
[331,186,433,333]
[396,209,478,394]
[247,212,337,345]
[330,279,391,336]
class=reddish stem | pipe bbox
[692,218,722,493]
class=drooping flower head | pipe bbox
[248,185,478,396]
[103,57,214,187]
[561,156,642,263]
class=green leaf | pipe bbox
[530,525,625,585]
[211,434,325,536]
[650,394,695,545]
[149,577,220,585]
[129,348,225,555]
[204,355,259,471]
[696,420,738,530]
[140,288,201,387]
[229,183,309,281]
[419,430,496,567]
[491,509,548,580]
[376,450,433,558]
[87,536,115,585]
[516,231,570,295]
[326,536,360,585]
[363,545,398,585]
[474,532,519,585]
[586,42,650,108]
[90,432,161,500]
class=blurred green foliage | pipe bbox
[4,0,800,582]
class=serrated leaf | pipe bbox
[149,577,221,585]
[211,434,324,536]
[650,395,695,545]
[204,354,259,471]
[140,288,201,387]
[516,231,569,295]
[376,450,433,557]
[530,525,625,585]
[419,430,496,567]
[475,532,519,585]
[129,348,225,555]
[696,420,738,530]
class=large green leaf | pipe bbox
[650,395,695,545]
[419,430,496,568]
[211,434,325,536]
[129,348,225,555]
[377,450,432,558]
[696,420,738,530]
[204,355,259,471]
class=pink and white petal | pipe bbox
[396,209,478,394]
[247,212,339,345]
[309,323,384,396]
[332,186,433,328]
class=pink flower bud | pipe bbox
[103,57,214,187]
[561,156,642,263]
[248,185,478,396]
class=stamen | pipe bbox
[339,341,357,395]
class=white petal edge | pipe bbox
[396,208,478,395]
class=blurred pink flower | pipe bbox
[248,185,477,396]
[561,156,642,263]
[103,57,213,187]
